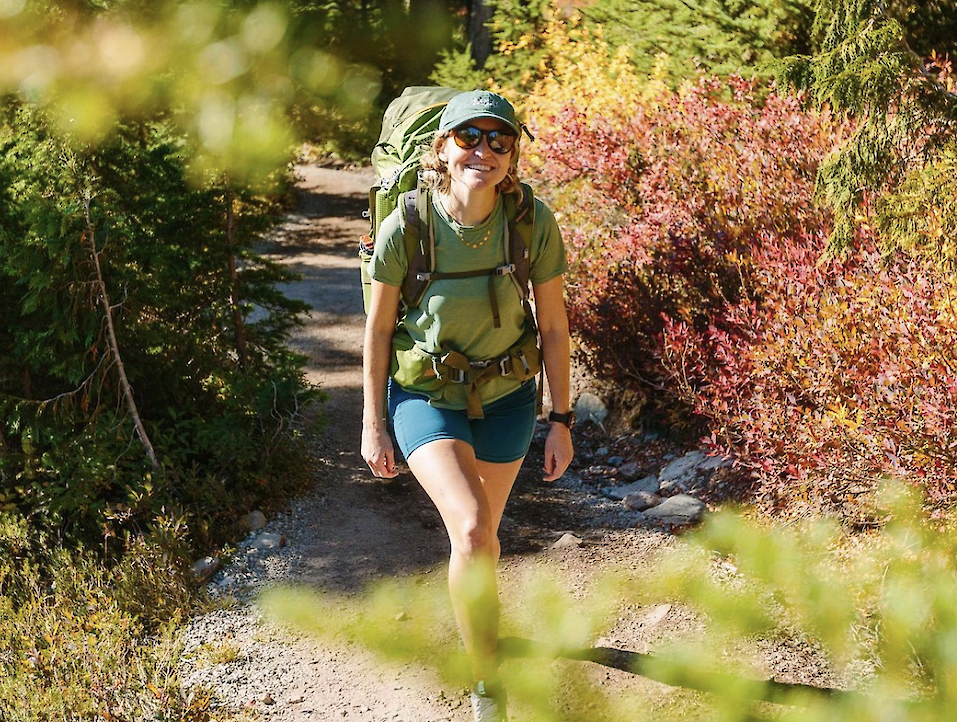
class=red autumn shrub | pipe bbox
[663,237,957,520]
[536,76,842,429]
[537,74,957,518]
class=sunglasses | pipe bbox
[450,125,517,154]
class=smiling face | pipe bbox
[438,117,515,195]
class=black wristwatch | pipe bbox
[548,410,576,428]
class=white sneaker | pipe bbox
[471,680,508,722]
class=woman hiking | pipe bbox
[361,89,574,722]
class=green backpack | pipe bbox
[358,86,541,418]
[359,86,536,325]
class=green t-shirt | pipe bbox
[369,191,567,409]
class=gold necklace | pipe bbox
[456,225,492,249]
[438,194,495,249]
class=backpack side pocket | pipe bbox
[390,334,445,393]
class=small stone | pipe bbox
[658,478,687,494]
[623,491,662,512]
[192,556,220,584]
[603,475,660,500]
[658,451,707,483]
[395,612,409,622]
[638,604,672,629]
[263,693,275,705]
[643,494,707,525]
[241,510,268,531]
[618,461,643,481]
[551,533,583,549]
[251,532,287,550]
[574,392,608,426]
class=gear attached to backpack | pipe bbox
[358,86,542,419]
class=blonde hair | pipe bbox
[419,131,522,198]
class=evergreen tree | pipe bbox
[431,0,818,102]
[778,0,957,259]
[582,0,817,83]
[432,0,567,96]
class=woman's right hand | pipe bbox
[362,280,402,480]
[361,423,398,479]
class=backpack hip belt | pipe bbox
[438,346,533,384]
[435,334,541,419]
[390,328,541,419]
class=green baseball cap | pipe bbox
[438,90,521,135]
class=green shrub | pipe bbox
[432,0,818,99]
[0,550,217,721]
[1,104,320,554]
[431,0,561,96]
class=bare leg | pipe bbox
[406,438,524,683]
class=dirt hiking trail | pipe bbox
[178,164,842,722]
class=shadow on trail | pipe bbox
[269,223,362,258]
[276,165,452,597]
[293,187,368,221]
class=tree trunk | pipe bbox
[468,0,493,68]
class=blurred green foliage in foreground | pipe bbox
[0,0,382,180]
[263,481,957,721]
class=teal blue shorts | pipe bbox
[388,379,537,463]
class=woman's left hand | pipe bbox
[362,423,399,479]
[542,423,574,482]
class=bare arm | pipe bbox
[362,279,402,478]
[532,275,574,482]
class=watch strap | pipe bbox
[548,410,575,427]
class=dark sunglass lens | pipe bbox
[452,126,516,154]
[487,131,516,154]
[453,126,483,149]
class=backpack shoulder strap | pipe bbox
[503,183,535,301]
[400,187,434,309]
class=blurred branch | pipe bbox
[500,636,863,706]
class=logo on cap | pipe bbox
[471,93,495,109]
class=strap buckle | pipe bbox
[494,263,516,276]
[433,356,465,383]
[517,351,531,375]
